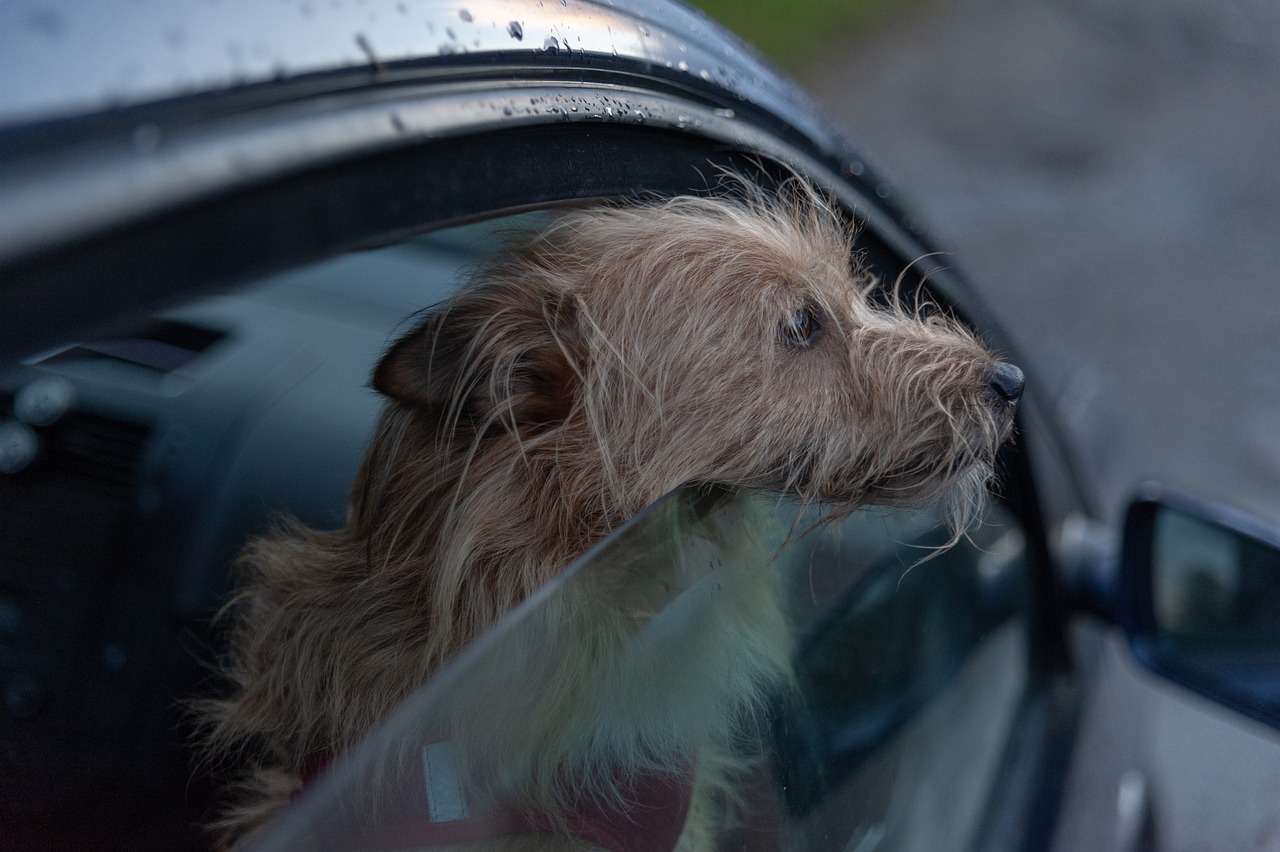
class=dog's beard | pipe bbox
[759,420,1003,545]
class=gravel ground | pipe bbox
[798,1,1280,848]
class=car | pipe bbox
[2,1,1277,850]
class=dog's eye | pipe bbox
[779,304,823,349]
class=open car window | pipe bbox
[252,488,1029,852]
[1,202,1038,849]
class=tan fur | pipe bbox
[199,180,1019,849]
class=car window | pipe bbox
[1,209,1031,850]
[252,488,1029,851]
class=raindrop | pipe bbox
[507,20,523,40]
[875,183,890,199]
[699,69,711,81]
[544,35,559,51]
[446,27,456,39]
[713,107,735,119]
[459,9,472,21]
[502,105,513,115]
[390,113,406,133]
[639,24,650,36]
[676,60,688,72]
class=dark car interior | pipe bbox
[0,223,513,847]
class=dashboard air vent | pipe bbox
[41,411,150,494]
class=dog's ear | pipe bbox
[373,285,581,432]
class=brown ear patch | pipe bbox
[372,284,582,433]
[372,310,464,411]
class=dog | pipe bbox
[200,178,1022,849]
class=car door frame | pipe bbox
[0,15,1083,850]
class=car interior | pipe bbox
[1,222,501,847]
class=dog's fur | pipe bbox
[201,181,1019,848]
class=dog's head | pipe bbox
[374,184,1020,532]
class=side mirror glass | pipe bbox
[1119,491,1280,729]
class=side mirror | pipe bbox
[1118,489,1280,730]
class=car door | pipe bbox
[0,1,1083,849]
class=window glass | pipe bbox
[1153,506,1280,647]
[254,488,1029,852]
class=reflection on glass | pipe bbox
[253,489,1028,851]
[1153,505,1280,660]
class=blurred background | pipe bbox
[687,0,1280,849]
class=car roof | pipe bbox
[1,0,850,166]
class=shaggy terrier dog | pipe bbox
[202,181,1023,849]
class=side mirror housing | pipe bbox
[1118,488,1280,730]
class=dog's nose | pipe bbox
[989,362,1025,403]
